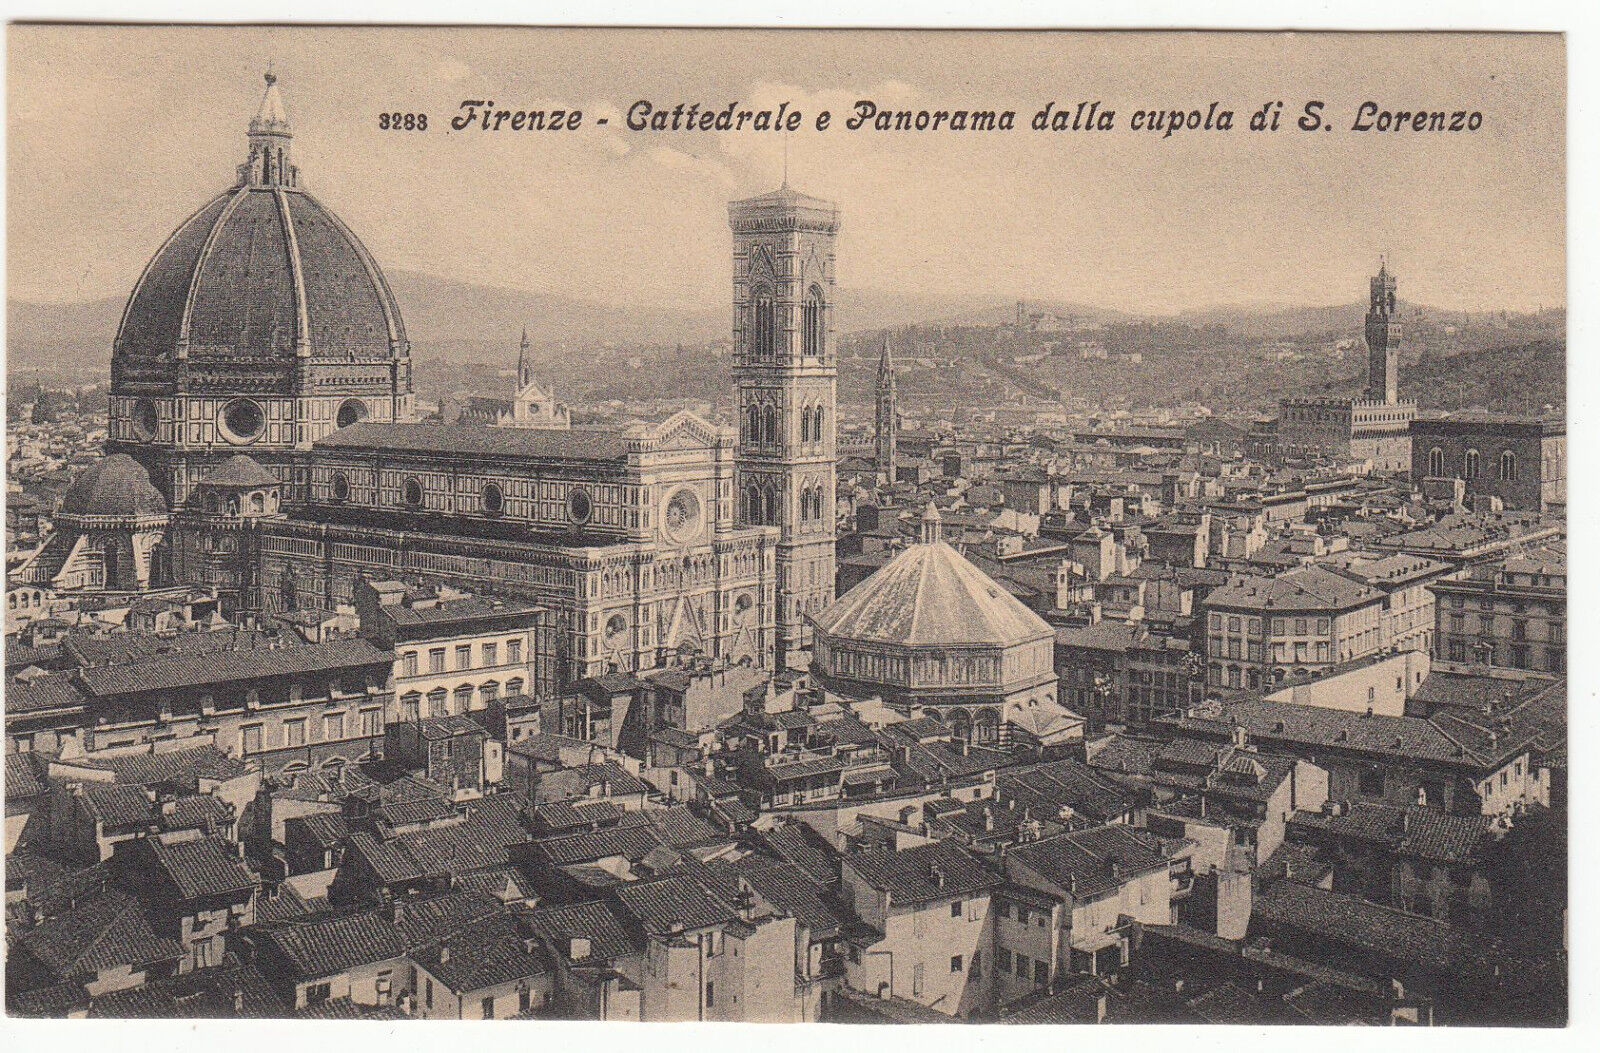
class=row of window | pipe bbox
[402,638,524,676]
[240,708,383,754]
[1209,613,1333,637]
[748,284,827,359]
[398,678,526,720]
[1426,447,1519,482]
[995,948,1050,985]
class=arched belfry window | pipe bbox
[1428,447,1445,477]
[1464,449,1481,478]
[803,285,826,358]
[752,286,776,359]
[763,404,778,446]
[813,403,826,444]
[746,403,761,444]
[746,484,762,525]
[1499,450,1518,482]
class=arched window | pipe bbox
[1499,450,1517,482]
[746,403,760,444]
[249,492,265,514]
[1464,449,1481,478]
[745,484,762,525]
[764,483,779,525]
[1428,447,1445,477]
[752,286,776,359]
[803,284,825,358]
[762,404,777,446]
[813,404,825,444]
[800,405,814,443]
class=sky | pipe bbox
[6,26,1566,314]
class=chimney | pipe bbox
[439,945,450,964]
[930,864,946,889]
[983,807,994,833]
[233,988,244,1013]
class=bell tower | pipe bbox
[1365,258,1400,403]
[729,186,839,666]
[875,333,899,484]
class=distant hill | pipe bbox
[6,273,1021,377]
[1290,339,1565,414]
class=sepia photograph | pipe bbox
[0,22,1570,1028]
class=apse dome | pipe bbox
[59,454,169,519]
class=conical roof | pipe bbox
[813,538,1051,649]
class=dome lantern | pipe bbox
[239,68,297,188]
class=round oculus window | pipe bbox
[663,487,703,544]
[482,482,505,515]
[218,399,265,444]
[567,488,593,525]
[330,472,351,502]
[336,399,368,429]
[604,614,628,640]
[131,399,159,442]
[402,478,424,507]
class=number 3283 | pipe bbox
[379,113,428,130]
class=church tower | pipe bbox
[875,333,898,484]
[729,186,839,665]
[1365,258,1400,403]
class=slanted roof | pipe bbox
[524,899,639,964]
[76,637,388,697]
[19,888,184,981]
[145,836,258,900]
[724,856,845,939]
[612,872,737,936]
[414,912,551,994]
[844,841,1001,905]
[316,422,630,463]
[1005,824,1170,899]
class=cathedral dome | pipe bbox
[59,454,168,519]
[113,73,406,380]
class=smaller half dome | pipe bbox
[200,454,279,489]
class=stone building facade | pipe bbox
[1410,415,1566,512]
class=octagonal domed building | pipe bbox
[810,504,1080,745]
[107,72,412,506]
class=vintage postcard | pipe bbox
[2,25,1567,1027]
